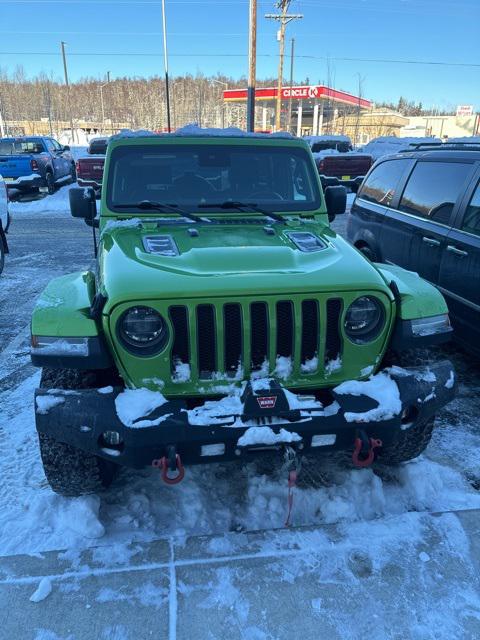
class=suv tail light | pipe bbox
[75,161,80,174]
[318,160,325,172]
[31,159,39,172]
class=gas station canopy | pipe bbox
[224,85,371,109]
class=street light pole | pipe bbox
[247,0,257,132]
[212,79,228,128]
[60,41,76,144]
[161,0,171,132]
[100,72,110,135]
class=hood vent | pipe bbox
[143,235,179,256]
[286,232,327,252]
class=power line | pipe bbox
[0,50,478,68]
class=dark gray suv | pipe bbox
[347,142,480,356]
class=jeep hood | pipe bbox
[99,219,392,309]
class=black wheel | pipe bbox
[378,417,434,464]
[45,172,55,195]
[70,163,77,183]
[0,237,5,275]
[357,243,379,262]
[37,368,119,496]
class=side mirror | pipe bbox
[325,185,347,223]
[69,187,96,223]
[63,145,70,151]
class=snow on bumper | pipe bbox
[34,361,456,469]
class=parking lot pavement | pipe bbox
[1,509,480,640]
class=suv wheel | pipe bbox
[37,368,119,496]
[357,243,379,262]
[45,172,55,195]
[0,239,5,275]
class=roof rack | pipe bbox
[401,141,480,152]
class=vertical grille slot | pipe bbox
[196,305,216,378]
[325,298,343,365]
[276,301,294,359]
[250,302,269,370]
[169,306,189,370]
[224,303,242,376]
[301,300,319,368]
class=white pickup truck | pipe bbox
[0,174,10,274]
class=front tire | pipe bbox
[38,368,119,496]
[378,417,434,464]
[45,172,55,195]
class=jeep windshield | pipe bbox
[107,144,321,213]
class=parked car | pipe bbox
[30,129,455,497]
[0,136,76,194]
[347,141,480,355]
[76,137,109,195]
[305,135,373,186]
[0,174,10,274]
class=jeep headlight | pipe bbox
[344,296,385,344]
[118,306,168,355]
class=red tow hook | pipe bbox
[352,431,382,468]
[152,454,185,485]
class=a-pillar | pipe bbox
[317,101,324,135]
[296,102,303,137]
[312,103,319,136]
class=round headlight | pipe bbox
[118,306,168,355]
[344,296,385,344]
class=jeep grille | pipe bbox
[168,297,345,380]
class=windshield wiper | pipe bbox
[198,201,285,224]
[113,200,205,224]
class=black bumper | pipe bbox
[34,361,456,469]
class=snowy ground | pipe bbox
[1,183,480,637]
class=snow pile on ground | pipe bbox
[9,182,77,215]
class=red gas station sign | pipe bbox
[224,85,371,109]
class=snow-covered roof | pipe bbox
[358,136,441,160]
[303,135,352,144]
[111,123,295,141]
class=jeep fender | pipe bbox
[376,263,448,320]
[32,271,98,337]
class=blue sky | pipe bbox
[1,0,479,110]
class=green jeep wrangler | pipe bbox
[31,128,456,496]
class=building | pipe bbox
[400,114,480,140]
[223,85,372,135]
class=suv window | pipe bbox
[461,181,480,237]
[45,139,56,153]
[358,159,410,206]
[398,161,472,225]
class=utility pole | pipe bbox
[61,41,76,144]
[161,0,171,132]
[247,0,257,132]
[287,37,295,133]
[266,1,302,131]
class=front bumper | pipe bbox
[35,361,456,469]
[4,174,44,190]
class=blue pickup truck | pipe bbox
[0,136,76,194]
